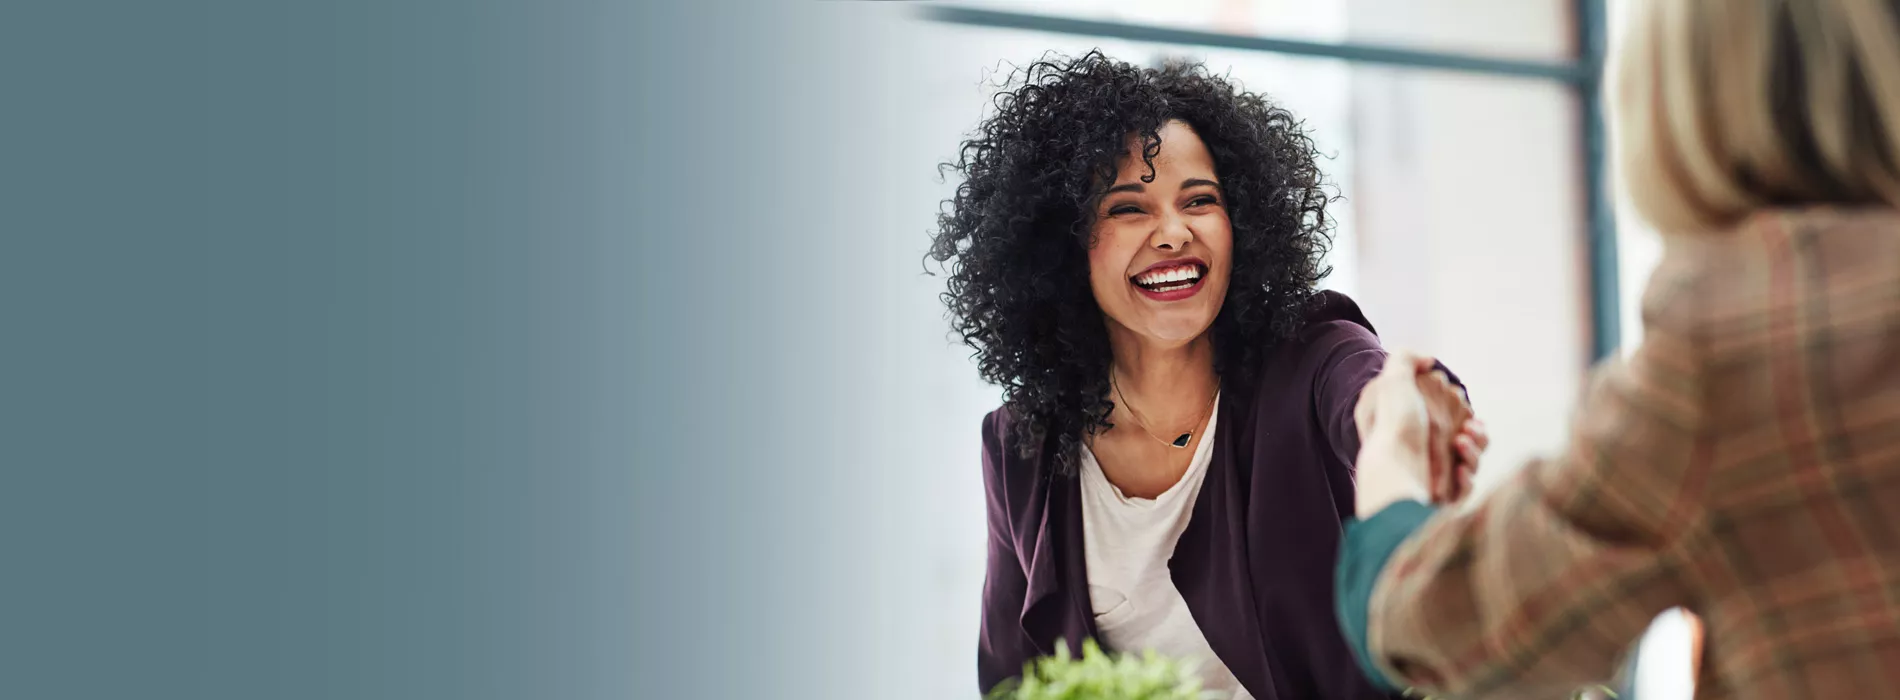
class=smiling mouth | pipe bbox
[1130,263,1206,293]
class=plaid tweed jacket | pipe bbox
[1361,207,1900,699]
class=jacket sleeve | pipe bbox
[1356,266,1710,699]
[977,409,1036,694]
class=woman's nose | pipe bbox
[1150,212,1193,250]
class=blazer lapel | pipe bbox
[1020,469,1097,657]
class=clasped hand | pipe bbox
[1352,351,1487,518]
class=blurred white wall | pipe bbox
[1341,0,1587,496]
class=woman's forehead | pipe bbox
[1108,128,1217,183]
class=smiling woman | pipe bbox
[929,51,1481,699]
[1090,122,1231,343]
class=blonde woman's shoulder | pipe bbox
[1645,204,1900,378]
[1654,205,1899,304]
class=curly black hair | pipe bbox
[929,50,1337,476]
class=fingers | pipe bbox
[1455,433,1483,468]
[1431,456,1479,504]
[1431,461,1452,504]
[1462,418,1490,451]
[1434,434,1483,504]
[1427,440,1450,503]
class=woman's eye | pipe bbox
[1108,205,1142,216]
[1188,196,1220,208]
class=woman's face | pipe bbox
[1087,120,1233,347]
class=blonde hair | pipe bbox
[1612,0,1900,233]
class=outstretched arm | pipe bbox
[1338,325,1709,699]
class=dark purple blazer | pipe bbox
[977,291,1460,699]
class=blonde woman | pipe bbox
[1335,0,1900,698]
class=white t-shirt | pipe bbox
[1079,397,1253,700]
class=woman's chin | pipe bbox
[1131,317,1216,345]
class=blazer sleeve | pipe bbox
[1355,265,1711,699]
[976,409,1036,694]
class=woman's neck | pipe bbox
[1108,331,1218,423]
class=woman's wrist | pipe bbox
[1354,430,1430,517]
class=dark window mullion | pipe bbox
[919,5,1590,84]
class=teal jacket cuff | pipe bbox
[1335,500,1438,693]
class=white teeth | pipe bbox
[1133,265,1204,294]
[1135,265,1202,286]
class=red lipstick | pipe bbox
[1129,257,1208,302]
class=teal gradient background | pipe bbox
[4,2,983,698]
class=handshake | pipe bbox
[1353,351,1488,512]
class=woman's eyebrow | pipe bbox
[1102,179,1220,196]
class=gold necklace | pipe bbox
[1110,371,1218,449]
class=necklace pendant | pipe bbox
[1171,433,1192,448]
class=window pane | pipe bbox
[936,0,1577,62]
[1342,65,1588,486]
[1343,0,1576,62]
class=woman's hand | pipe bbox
[1353,351,1489,516]
[1353,352,1437,517]
[1446,417,1487,504]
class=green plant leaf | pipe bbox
[987,639,1216,700]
